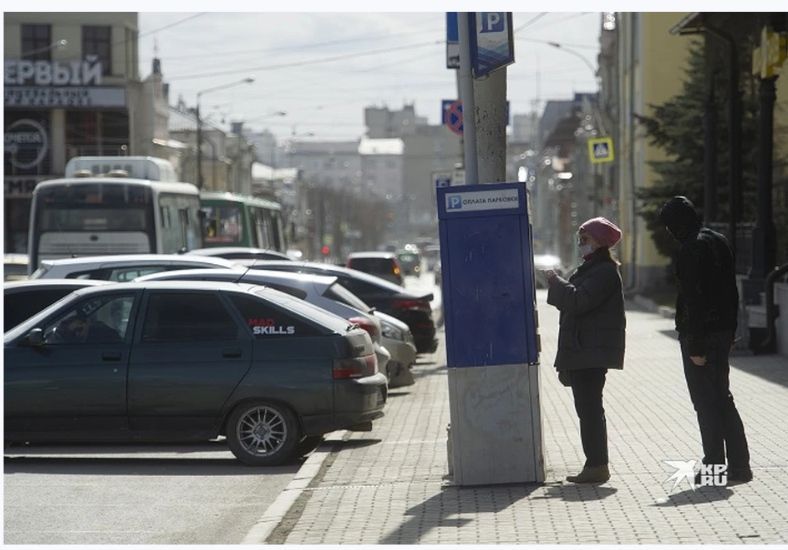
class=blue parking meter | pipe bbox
[437,182,539,367]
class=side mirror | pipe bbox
[23,328,45,347]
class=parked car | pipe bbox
[186,247,292,261]
[5,279,112,331]
[245,261,438,354]
[4,281,387,466]
[30,254,239,281]
[374,311,417,387]
[396,249,422,276]
[346,252,403,286]
[4,254,29,282]
[134,268,391,379]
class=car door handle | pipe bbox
[102,351,122,361]
[222,348,243,358]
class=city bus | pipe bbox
[28,156,203,272]
[199,191,286,252]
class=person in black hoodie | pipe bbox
[544,217,626,484]
[658,196,752,484]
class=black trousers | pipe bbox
[680,330,750,469]
[567,368,609,467]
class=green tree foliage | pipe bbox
[635,39,763,260]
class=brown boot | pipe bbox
[566,465,610,484]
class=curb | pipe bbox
[632,294,675,319]
[241,430,345,544]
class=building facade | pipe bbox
[4,12,142,253]
[604,12,694,291]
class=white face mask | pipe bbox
[579,243,595,257]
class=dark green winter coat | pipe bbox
[546,248,626,371]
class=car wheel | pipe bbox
[295,435,325,457]
[226,401,300,466]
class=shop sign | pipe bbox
[4,57,103,86]
[5,86,126,108]
[4,176,49,198]
[5,118,49,170]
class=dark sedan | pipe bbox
[4,281,387,466]
[246,260,438,353]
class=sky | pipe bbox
[137,12,602,141]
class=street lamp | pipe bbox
[21,38,68,58]
[196,77,254,189]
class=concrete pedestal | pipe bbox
[448,363,544,486]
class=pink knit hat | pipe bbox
[579,217,622,248]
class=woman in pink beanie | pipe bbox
[542,216,626,484]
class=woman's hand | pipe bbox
[542,269,558,283]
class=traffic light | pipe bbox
[320,245,330,256]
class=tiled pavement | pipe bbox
[273,290,788,544]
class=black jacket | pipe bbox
[659,197,738,356]
[673,228,738,355]
[547,248,626,371]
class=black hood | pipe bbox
[658,196,701,242]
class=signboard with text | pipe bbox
[3,58,127,109]
[469,12,514,78]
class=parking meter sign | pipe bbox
[469,12,514,78]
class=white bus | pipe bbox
[28,156,203,272]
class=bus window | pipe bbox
[202,205,243,245]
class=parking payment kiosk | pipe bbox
[437,182,544,485]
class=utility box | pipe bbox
[437,182,544,485]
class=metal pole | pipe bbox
[196,100,203,189]
[751,76,777,280]
[458,12,478,185]
[703,81,717,223]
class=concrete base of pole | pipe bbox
[447,363,545,486]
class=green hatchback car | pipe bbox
[4,281,387,466]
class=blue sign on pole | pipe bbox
[446,12,460,69]
[442,99,464,136]
[468,12,515,78]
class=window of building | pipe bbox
[65,110,130,158]
[82,25,112,76]
[21,24,52,61]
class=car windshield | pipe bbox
[4,291,80,343]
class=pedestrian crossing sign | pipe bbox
[588,137,615,164]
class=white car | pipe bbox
[30,254,239,281]
[134,268,420,387]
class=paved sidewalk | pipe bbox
[269,291,788,544]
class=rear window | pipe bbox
[324,282,370,311]
[251,287,352,333]
[229,294,322,338]
[348,257,396,274]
